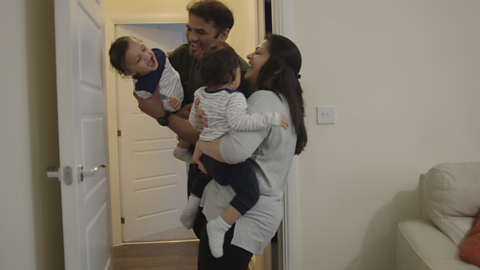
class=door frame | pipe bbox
[105,0,298,268]
[270,1,298,269]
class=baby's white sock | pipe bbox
[207,215,231,258]
[180,196,201,229]
[173,146,196,164]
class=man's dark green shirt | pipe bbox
[168,43,255,106]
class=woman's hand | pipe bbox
[134,85,165,119]
[192,147,207,174]
[194,99,208,128]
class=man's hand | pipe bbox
[134,85,201,145]
[134,85,165,119]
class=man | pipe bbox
[135,0,255,237]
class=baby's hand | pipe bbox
[169,96,181,111]
[280,113,290,129]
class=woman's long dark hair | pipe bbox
[256,34,307,155]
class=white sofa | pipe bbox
[396,162,480,270]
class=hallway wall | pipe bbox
[0,0,64,269]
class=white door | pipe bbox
[115,25,188,242]
[53,0,112,269]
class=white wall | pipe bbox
[227,0,259,60]
[105,0,191,15]
[0,0,64,269]
[293,1,480,269]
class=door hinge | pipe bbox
[121,217,125,224]
[117,130,121,136]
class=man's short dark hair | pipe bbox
[187,0,234,37]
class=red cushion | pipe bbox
[460,210,480,267]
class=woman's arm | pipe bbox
[196,92,276,164]
[222,91,284,163]
[135,86,200,145]
[220,129,267,164]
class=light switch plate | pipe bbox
[317,106,335,124]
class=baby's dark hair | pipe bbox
[109,36,139,76]
[198,44,240,88]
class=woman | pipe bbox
[193,34,307,269]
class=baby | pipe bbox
[109,36,194,164]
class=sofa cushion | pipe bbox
[460,210,480,267]
[397,219,479,270]
[423,162,480,248]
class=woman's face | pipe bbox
[245,39,270,85]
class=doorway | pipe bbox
[115,23,195,243]
[105,0,297,269]
[105,7,261,248]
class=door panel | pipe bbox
[86,204,109,270]
[82,117,107,194]
[133,113,176,140]
[136,185,178,217]
[78,8,103,87]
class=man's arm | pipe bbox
[134,85,200,145]
[176,103,193,119]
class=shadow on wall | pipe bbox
[344,186,422,270]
